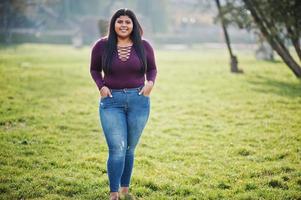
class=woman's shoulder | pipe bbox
[142,39,154,51]
[92,37,108,50]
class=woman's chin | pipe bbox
[117,33,131,39]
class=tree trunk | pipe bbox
[243,0,301,78]
[287,27,301,61]
[292,38,301,61]
[3,0,12,43]
[215,0,242,73]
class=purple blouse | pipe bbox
[90,38,157,90]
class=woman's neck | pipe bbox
[117,37,133,46]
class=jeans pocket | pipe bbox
[100,95,109,100]
[137,90,149,98]
[137,87,149,98]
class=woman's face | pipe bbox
[114,15,133,39]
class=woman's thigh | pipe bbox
[126,92,150,147]
[99,104,128,150]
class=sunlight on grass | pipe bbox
[0,44,301,199]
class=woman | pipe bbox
[90,8,157,200]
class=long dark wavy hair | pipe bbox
[102,8,147,75]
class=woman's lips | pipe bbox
[120,29,128,33]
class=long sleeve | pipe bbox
[143,40,157,84]
[90,40,105,90]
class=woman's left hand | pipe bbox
[139,81,154,96]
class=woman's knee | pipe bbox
[108,144,127,157]
[125,145,136,155]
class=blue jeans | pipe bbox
[99,85,150,192]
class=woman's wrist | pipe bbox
[147,81,154,87]
[100,86,106,92]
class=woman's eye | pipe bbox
[117,20,123,24]
[126,21,131,24]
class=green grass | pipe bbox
[0,44,301,200]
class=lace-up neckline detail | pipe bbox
[117,45,132,62]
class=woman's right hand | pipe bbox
[100,86,113,98]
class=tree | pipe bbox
[220,0,301,78]
[215,0,243,73]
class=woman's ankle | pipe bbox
[119,186,129,194]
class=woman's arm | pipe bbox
[90,40,105,90]
[139,40,157,96]
[144,40,157,85]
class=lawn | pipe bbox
[0,43,300,200]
